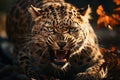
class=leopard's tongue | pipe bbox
[54,58,67,62]
[54,50,67,62]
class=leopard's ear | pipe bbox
[28,5,41,20]
[79,5,91,19]
[84,5,91,19]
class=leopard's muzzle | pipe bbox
[47,35,76,66]
[48,41,70,66]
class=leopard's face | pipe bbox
[29,3,90,69]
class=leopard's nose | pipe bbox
[57,42,66,49]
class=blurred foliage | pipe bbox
[0,0,16,37]
[97,0,120,29]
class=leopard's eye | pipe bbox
[48,27,54,32]
[69,27,78,32]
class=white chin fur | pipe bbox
[51,62,69,70]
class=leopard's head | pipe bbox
[28,3,92,69]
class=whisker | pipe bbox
[20,40,35,46]
[40,47,48,57]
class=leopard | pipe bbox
[6,0,107,80]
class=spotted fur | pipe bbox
[6,0,107,80]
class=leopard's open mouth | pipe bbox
[50,49,70,66]
[54,50,68,63]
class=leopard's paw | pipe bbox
[75,72,98,80]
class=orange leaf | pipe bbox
[110,46,116,52]
[96,5,105,16]
[113,0,120,5]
